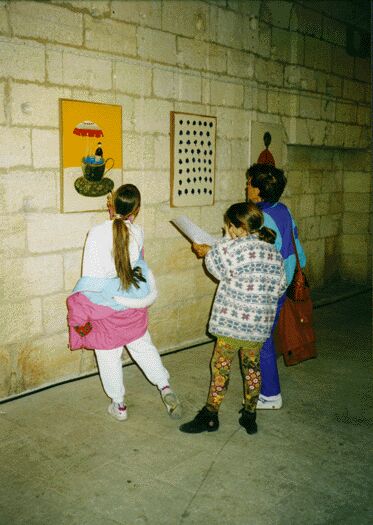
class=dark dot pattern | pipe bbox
[175,117,215,201]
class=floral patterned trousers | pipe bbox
[206,336,263,413]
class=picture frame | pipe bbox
[60,99,122,213]
[170,111,217,207]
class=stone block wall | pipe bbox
[0,0,370,399]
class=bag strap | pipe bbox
[288,210,301,272]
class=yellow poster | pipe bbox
[60,99,122,213]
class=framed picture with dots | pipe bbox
[170,111,217,207]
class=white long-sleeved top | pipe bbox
[82,219,157,308]
[82,219,144,278]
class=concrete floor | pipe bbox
[1,290,372,525]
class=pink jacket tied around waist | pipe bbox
[67,293,148,350]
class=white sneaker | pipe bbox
[108,402,128,421]
[256,394,283,410]
[161,388,182,419]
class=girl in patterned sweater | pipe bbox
[179,202,287,435]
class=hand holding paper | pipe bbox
[171,215,218,246]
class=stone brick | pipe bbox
[0,41,45,82]
[304,37,331,73]
[295,194,315,218]
[341,234,368,255]
[263,1,292,29]
[298,216,320,240]
[0,299,42,345]
[66,1,110,17]
[0,346,11,399]
[231,139,249,169]
[124,132,154,170]
[340,253,369,283]
[10,1,83,46]
[162,0,210,39]
[343,79,367,103]
[331,45,355,78]
[244,85,267,111]
[343,171,371,193]
[175,72,202,103]
[227,49,254,78]
[215,137,232,170]
[335,102,357,124]
[320,214,341,238]
[215,169,246,202]
[11,83,69,128]
[328,193,343,215]
[17,334,81,391]
[0,214,26,256]
[354,57,371,83]
[85,16,136,56]
[3,254,63,301]
[154,202,201,239]
[134,98,173,134]
[215,107,250,140]
[210,79,243,107]
[0,0,9,34]
[145,238,199,276]
[138,27,177,65]
[42,293,69,334]
[343,125,364,149]
[290,5,322,37]
[255,57,284,87]
[356,105,370,127]
[0,170,57,213]
[115,93,136,131]
[212,6,244,50]
[343,212,370,235]
[284,65,317,92]
[177,38,226,73]
[271,28,304,64]
[26,213,94,253]
[63,250,83,291]
[301,238,325,288]
[321,171,342,193]
[344,192,371,213]
[176,296,213,344]
[0,83,5,124]
[322,18,346,46]
[111,0,161,29]
[32,129,59,169]
[114,61,152,97]
[306,119,327,146]
[324,236,340,282]
[320,98,335,121]
[299,95,321,119]
[267,91,296,116]
[153,135,169,170]
[0,126,31,168]
[148,305,180,350]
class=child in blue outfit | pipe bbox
[179,202,287,435]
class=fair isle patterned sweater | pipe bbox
[205,234,287,342]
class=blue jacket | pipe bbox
[258,202,306,284]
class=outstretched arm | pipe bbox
[192,243,211,258]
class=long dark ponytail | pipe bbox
[112,184,143,289]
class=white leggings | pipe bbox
[94,330,170,404]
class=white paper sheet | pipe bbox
[171,215,218,245]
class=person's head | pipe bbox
[112,184,142,290]
[246,163,287,203]
[113,184,141,218]
[224,202,276,244]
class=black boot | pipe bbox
[179,406,219,433]
[239,408,257,434]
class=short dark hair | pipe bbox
[246,163,287,203]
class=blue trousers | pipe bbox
[260,293,286,397]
